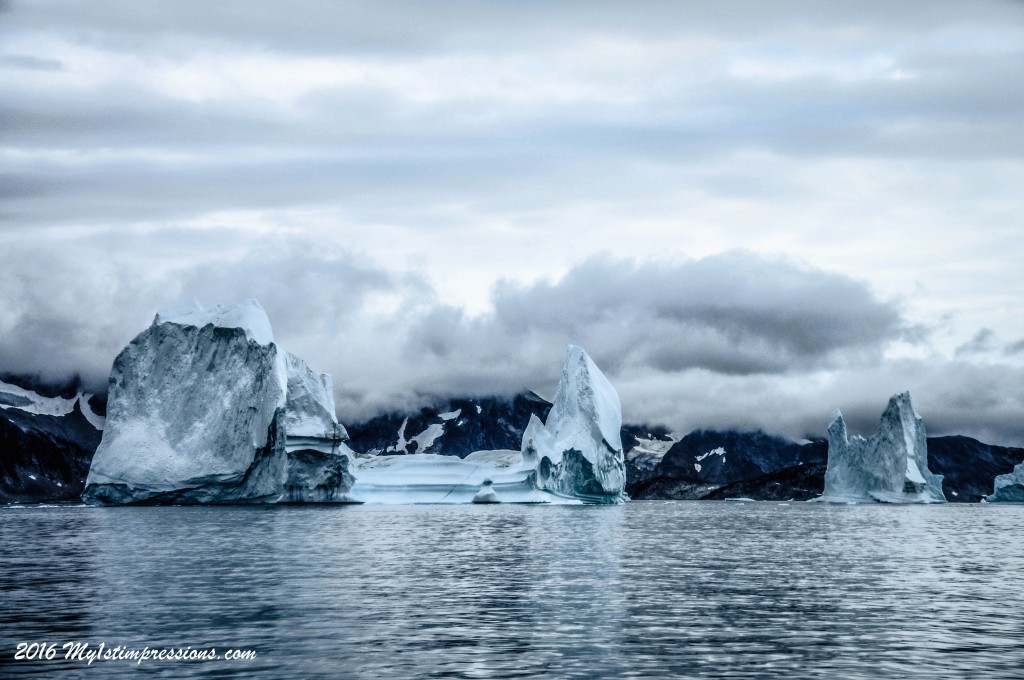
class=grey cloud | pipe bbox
[384,253,913,415]
[488,252,909,372]
[6,1,1015,58]
[1,0,1021,237]
[1005,338,1024,356]
[0,232,417,393]
[0,54,63,71]
[955,328,996,357]
[612,359,1024,447]
[1,241,1022,444]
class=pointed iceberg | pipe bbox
[520,345,627,503]
[817,391,945,504]
[987,462,1024,503]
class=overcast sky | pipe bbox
[2,0,1023,443]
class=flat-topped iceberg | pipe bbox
[349,450,552,504]
[83,300,288,504]
[986,462,1024,503]
[817,391,945,504]
[83,300,354,505]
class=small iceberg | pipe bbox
[472,479,500,504]
[987,462,1024,503]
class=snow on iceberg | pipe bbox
[520,345,627,503]
[817,391,945,504]
[987,462,1024,503]
[155,297,275,346]
[83,299,354,504]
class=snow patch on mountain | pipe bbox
[625,433,679,476]
[0,380,105,431]
[696,447,726,462]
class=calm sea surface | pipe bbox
[2,502,1023,679]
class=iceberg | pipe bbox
[347,345,626,504]
[83,300,287,505]
[83,299,355,505]
[472,479,500,504]
[283,352,347,443]
[987,462,1024,503]
[348,450,553,504]
[280,352,355,503]
[520,345,627,503]
[817,391,945,504]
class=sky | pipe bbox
[1,0,1023,443]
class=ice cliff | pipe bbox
[520,345,627,503]
[818,391,945,504]
[83,300,352,504]
[987,462,1024,503]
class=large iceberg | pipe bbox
[817,391,945,504]
[986,462,1024,503]
[347,345,627,504]
[83,300,354,505]
[83,300,287,504]
[520,345,627,503]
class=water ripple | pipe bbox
[2,502,1023,678]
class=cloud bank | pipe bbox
[1,236,1021,444]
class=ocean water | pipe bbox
[2,501,1022,679]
